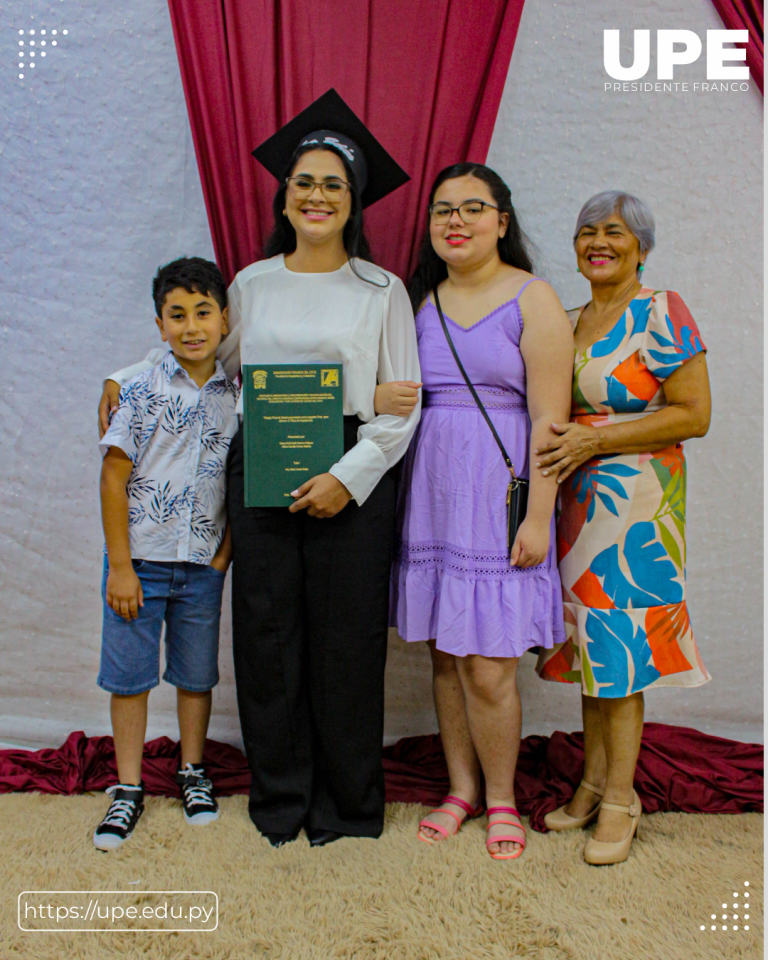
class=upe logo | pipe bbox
[604,30,749,80]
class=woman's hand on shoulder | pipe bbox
[98,380,122,438]
[510,517,550,568]
[374,381,422,417]
[289,474,352,518]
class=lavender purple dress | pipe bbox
[390,280,566,658]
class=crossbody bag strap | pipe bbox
[432,287,517,478]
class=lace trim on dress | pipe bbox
[394,539,551,581]
[422,386,528,412]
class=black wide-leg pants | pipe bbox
[227,419,395,838]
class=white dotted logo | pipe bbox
[699,881,752,932]
[15,22,69,80]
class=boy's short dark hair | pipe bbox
[152,257,227,316]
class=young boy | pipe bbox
[94,257,238,851]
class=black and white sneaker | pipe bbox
[176,763,219,825]
[93,783,145,851]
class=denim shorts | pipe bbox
[98,557,225,695]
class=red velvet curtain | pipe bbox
[711,0,764,92]
[166,0,526,283]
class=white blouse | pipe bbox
[108,255,422,505]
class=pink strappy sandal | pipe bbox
[486,805,526,860]
[418,795,485,844]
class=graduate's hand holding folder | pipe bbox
[242,362,351,517]
[289,472,351,517]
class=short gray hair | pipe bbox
[573,191,656,258]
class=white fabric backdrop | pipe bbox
[0,0,762,748]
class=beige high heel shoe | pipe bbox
[544,779,604,831]
[583,789,642,865]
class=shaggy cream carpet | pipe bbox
[0,794,761,960]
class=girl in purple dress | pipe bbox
[378,164,574,859]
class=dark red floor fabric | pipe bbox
[0,724,761,833]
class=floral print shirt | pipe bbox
[536,289,710,697]
[99,351,238,564]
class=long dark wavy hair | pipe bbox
[407,163,534,312]
[263,143,388,287]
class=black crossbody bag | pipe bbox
[433,287,529,554]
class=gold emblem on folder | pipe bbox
[252,370,268,390]
[320,368,339,388]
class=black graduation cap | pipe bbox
[251,88,410,208]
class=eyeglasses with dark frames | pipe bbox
[286,176,351,202]
[428,199,500,224]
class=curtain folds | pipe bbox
[166,0,526,282]
[710,0,764,93]
[0,725,762,833]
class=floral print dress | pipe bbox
[536,289,711,698]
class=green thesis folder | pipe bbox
[242,363,344,507]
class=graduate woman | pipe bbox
[99,91,421,847]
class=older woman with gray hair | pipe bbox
[534,190,712,864]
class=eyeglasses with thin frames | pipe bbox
[286,176,350,203]
[428,200,500,224]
